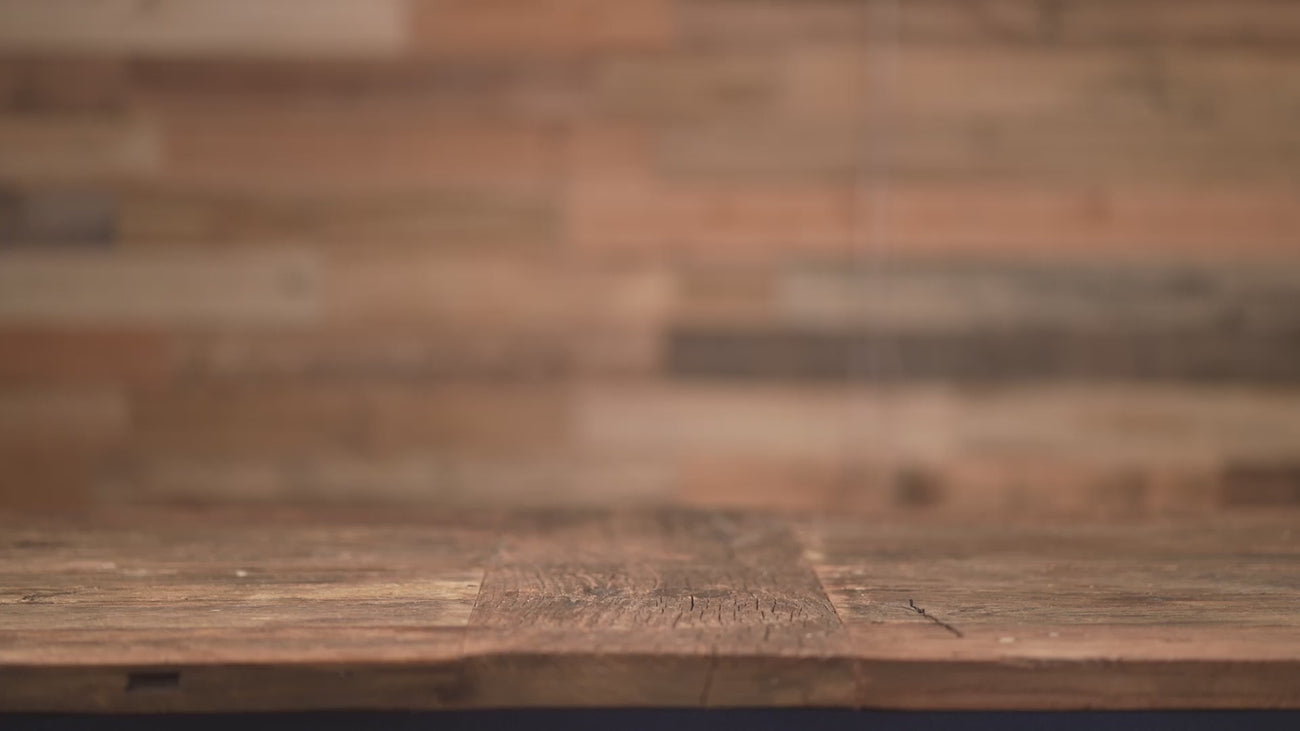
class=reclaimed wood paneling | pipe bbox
[1,2,1299,515]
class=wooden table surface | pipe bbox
[2,506,1298,712]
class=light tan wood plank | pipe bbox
[577,383,1300,466]
[324,253,673,331]
[106,454,675,506]
[0,251,319,327]
[0,115,158,183]
[0,0,405,57]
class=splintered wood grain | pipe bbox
[456,509,857,707]
[0,508,498,715]
[799,514,1300,708]
[1,508,1298,711]
[0,0,405,57]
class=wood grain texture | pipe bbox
[0,507,1297,711]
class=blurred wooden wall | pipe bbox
[1,0,1299,515]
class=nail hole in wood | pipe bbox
[126,670,180,692]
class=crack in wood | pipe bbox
[908,598,964,638]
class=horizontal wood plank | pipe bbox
[0,0,405,57]
[0,251,319,327]
[411,0,673,57]
[131,384,568,458]
[0,507,1297,710]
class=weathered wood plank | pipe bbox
[899,0,1300,46]
[131,383,568,457]
[575,383,1300,467]
[129,58,587,123]
[0,251,319,327]
[668,328,1300,383]
[410,0,674,57]
[149,102,560,195]
[0,508,1297,711]
[322,254,672,331]
[117,188,555,250]
[0,0,405,57]
[0,329,167,384]
[0,58,128,114]
[0,114,158,183]
[0,187,117,245]
[103,455,675,506]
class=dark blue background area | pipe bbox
[5,710,1298,731]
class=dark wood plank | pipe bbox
[1,508,1298,711]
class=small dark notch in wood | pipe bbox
[19,590,76,603]
[908,599,964,638]
[126,670,181,692]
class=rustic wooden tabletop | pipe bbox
[2,506,1298,712]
